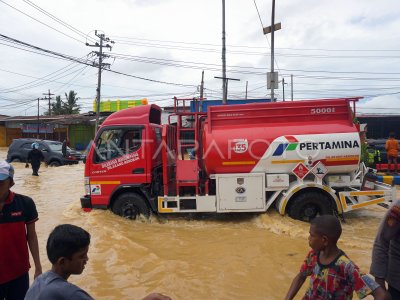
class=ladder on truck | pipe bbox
[170,97,206,196]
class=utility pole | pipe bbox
[221,0,227,104]
[86,31,114,132]
[200,71,204,100]
[270,0,276,101]
[263,0,281,102]
[199,71,204,112]
[282,77,285,101]
[245,81,248,100]
[215,76,240,102]
[37,98,40,138]
[42,89,54,116]
[291,74,294,101]
[37,97,46,138]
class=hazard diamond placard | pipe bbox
[311,161,328,179]
[292,163,310,179]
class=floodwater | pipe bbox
[0,147,393,300]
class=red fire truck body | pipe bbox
[81,98,394,221]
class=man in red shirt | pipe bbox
[0,161,42,299]
[385,133,399,173]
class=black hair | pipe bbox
[390,132,395,138]
[47,224,91,264]
[311,215,342,243]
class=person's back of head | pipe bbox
[389,132,396,139]
[47,224,90,264]
[311,215,342,244]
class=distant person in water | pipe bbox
[385,132,399,173]
[62,139,69,157]
[25,224,172,300]
[27,142,44,176]
[284,215,388,300]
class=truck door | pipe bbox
[89,126,146,206]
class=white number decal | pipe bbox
[311,107,336,114]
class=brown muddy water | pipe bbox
[0,147,393,299]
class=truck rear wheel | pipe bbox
[112,193,150,220]
[288,191,334,222]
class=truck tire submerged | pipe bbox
[288,191,335,222]
[112,193,150,219]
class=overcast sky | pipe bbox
[1,0,400,117]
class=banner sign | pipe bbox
[21,124,54,133]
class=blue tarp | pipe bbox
[190,99,271,112]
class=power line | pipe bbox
[52,65,89,93]
[111,52,400,76]
[0,64,94,93]
[110,37,400,59]
[22,0,96,43]
[110,35,400,52]
[0,33,199,88]
[0,34,92,65]
[0,0,85,44]
[253,0,280,74]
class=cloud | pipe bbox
[1,0,400,115]
[358,95,400,114]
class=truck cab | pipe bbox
[81,105,163,218]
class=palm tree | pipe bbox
[63,90,80,114]
[43,90,81,115]
[52,95,64,115]
[43,95,64,115]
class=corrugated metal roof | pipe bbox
[3,114,99,125]
[357,114,400,118]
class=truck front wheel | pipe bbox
[288,192,334,222]
[112,193,150,220]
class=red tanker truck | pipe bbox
[80,97,395,221]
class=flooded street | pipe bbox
[0,147,391,299]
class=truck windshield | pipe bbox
[93,128,142,163]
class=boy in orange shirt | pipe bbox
[385,133,399,173]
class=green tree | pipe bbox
[44,91,80,115]
[43,95,63,116]
[63,90,80,114]
[52,95,65,115]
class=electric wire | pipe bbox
[111,35,400,53]
[0,0,86,44]
[253,0,280,72]
[22,0,96,43]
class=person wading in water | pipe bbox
[27,142,44,176]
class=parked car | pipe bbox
[6,139,82,166]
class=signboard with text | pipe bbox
[21,124,54,133]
